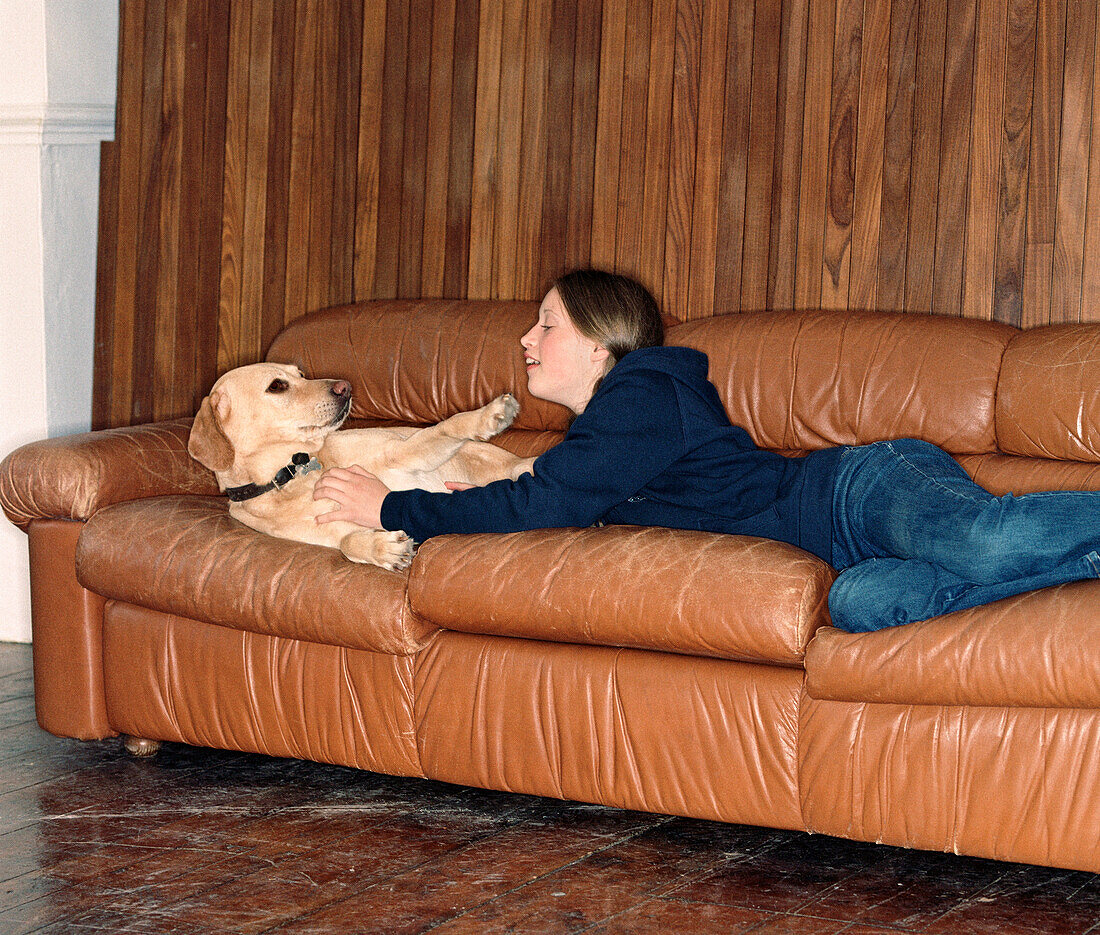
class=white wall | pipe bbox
[0,0,117,642]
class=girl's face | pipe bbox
[520,288,610,414]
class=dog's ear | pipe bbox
[188,390,235,472]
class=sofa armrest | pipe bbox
[1,418,219,530]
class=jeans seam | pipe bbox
[884,441,989,506]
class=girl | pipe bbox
[314,269,1100,632]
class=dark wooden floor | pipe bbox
[2,642,1100,934]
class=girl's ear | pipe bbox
[591,344,611,365]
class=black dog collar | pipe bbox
[225,452,322,502]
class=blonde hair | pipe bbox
[553,269,664,367]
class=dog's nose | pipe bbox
[331,380,351,399]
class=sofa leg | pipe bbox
[123,736,162,758]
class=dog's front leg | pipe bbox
[339,528,415,570]
[390,394,520,472]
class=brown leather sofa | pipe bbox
[4,300,1100,873]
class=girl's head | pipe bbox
[521,270,664,414]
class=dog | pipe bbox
[187,362,533,569]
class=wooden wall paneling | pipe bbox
[638,0,676,308]
[132,0,167,424]
[420,0,456,297]
[260,0,297,353]
[931,0,975,317]
[286,0,318,323]
[1022,0,1066,327]
[492,0,529,298]
[468,0,504,299]
[904,0,946,314]
[354,0,388,303]
[961,0,1007,321]
[611,0,651,284]
[767,0,807,312]
[1051,0,1097,323]
[216,0,250,377]
[793,0,833,310]
[514,0,552,299]
[741,0,781,312]
[847,0,890,313]
[590,0,627,271]
[687,0,730,320]
[195,0,229,404]
[993,0,1037,327]
[442,0,480,298]
[877,0,918,312]
[373,0,409,299]
[329,0,363,308]
[564,0,602,273]
[398,0,432,298]
[151,0,186,421]
[663,0,702,321]
[821,0,862,308]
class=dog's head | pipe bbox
[188,363,352,480]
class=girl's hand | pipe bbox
[314,466,390,528]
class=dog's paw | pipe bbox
[475,394,520,440]
[341,529,416,571]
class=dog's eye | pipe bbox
[266,378,290,394]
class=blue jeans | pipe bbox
[828,439,1100,632]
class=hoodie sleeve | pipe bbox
[379,369,688,541]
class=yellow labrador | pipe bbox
[187,362,533,569]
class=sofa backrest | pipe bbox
[268,300,1100,469]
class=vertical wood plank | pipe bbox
[878,0,918,312]
[1022,0,1065,326]
[904,0,946,313]
[492,0,528,297]
[993,0,1037,326]
[284,0,318,319]
[92,138,119,430]
[354,0,388,302]
[372,0,409,299]
[398,0,432,297]
[848,0,890,312]
[591,0,628,270]
[1082,12,1100,316]
[794,0,834,309]
[961,0,1007,321]
[329,0,362,308]
[468,0,503,298]
[420,0,456,296]
[1051,0,1096,322]
[741,0,781,311]
[515,0,552,298]
[306,7,338,312]
[443,0,480,298]
[931,0,975,317]
[639,0,676,306]
[767,0,808,311]
[821,0,863,308]
[565,0,603,272]
[688,0,730,319]
[152,0,186,419]
[612,0,652,281]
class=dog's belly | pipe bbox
[380,469,450,493]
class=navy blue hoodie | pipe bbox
[380,346,843,563]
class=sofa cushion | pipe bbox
[408,526,836,665]
[76,496,438,656]
[805,578,1100,708]
[668,309,1016,455]
[997,323,1100,461]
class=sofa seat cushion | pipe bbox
[76,496,437,655]
[805,578,1100,708]
[408,526,836,665]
